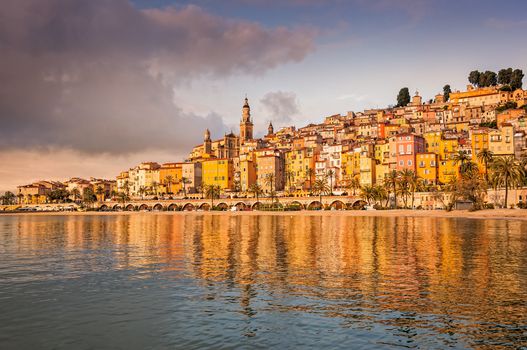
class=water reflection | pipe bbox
[1,214,526,349]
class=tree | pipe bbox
[152,181,159,196]
[478,70,497,87]
[71,188,81,203]
[373,185,388,208]
[82,188,97,209]
[511,69,524,90]
[348,177,361,196]
[396,87,411,107]
[138,186,146,200]
[326,169,335,195]
[491,156,523,208]
[447,173,487,210]
[248,183,263,209]
[452,150,471,175]
[312,178,330,207]
[264,173,276,202]
[164,175,174,194]
[443,84,451,102]
[498,68,513,85]
[468,70,481,87]
[205,184,221,209]
[386,170,399,208]
[117,192,130,207]
[1,191,16,205]
[477,149,494,184]
[360,185,375,206]
[180,177,190,197]
[398,169,414,208]
[305,168,315,192]
[95,185,105,202]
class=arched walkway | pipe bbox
[182,203,195,211]
[112,204,122,211]
[351,200,367,210]
[153,203,164,211]
[307,201,323,210]
[199,203,211,211]
[138,204,150,211]
[216,202,228,211]
[289,201,304,209]
[234,202,247,211]
[329,200,345,210]
[167,203,179,211]
[251,202,261,210]
[99,204,109,211]
[125,204,135,211]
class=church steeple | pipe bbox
[268,121,274,135]
[203,128,211,155]
[240,97,253,143]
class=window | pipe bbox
[408,160,413,166]
[399,160,404,166]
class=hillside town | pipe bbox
[6,69,527,211]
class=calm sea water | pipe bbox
[0,214,526,349]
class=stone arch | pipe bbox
[153,203,164,211]
[112,204,122,211]
[125,204,135,211]
[182,203,195,211]
[167,203,179,211]
[251,201,261,210]
[216,202,228,211]
[351,200,367,210]
[234,202,247,211]
[138,204,150,211]
[307,201,323,210]
[288,201,304,210]
[329,200,345,210]
[98,204,109,211]
[199,203,211,211]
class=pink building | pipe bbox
[395,133,425,171]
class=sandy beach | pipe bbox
[1,209,527,221]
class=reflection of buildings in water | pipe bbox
[4,213,527,343]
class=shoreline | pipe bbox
[1,209,527,221]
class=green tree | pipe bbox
[248,183,263,209]
[82,188,97,209]
[326,169,335,195]
[468,70,481,87]
[117,192,130,207]
[491,156,523,208]
[1,191,16,205]
[386,170,399,208]
[95,185,105,202]
[164,175,174,194]
[348,177,361,196]
[264,173,276,202]
[205,184,221,209]
[360,185,375,206]
[452,150,471,175]
[443,84,451,102]
[479,70,497,87]
[396,87,411,107]
[305,168,315,192]
[498,68,513,85]
[180,177,190,197]
[71,188,81,203]
[138,186,146,200]
[477,149,494,184]
[511,69,524,90]
[312,178,330,207]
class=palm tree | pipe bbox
[180,177,190,197]
[452,150,471,175]
[196,184,204,199]
[477,149,494,183]
[386,170,399,208]
[248,183,263,209]
[398,169,414,209]
[491,156,523,208]
[123,180,130,196]
[152,181,159,196]
[205,184,221,209]
[360,185,375,206]
[460,161,479,176]
[164,175,174,194]
[348,177,361,196]
[305,168,315,193]
[264,173,275,202]
[138,186,146,200]
[17,193,24,205]
[312,178,330,207]
[326,169,335,195]
[117,192,130,207]
[95,185,105,202]
[373,184,388,208]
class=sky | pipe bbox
[1,0,527,192]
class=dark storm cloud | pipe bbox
[0,0,315,154]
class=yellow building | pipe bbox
[202,158,234,190]
[341,149,360,184]
[489,124,515,155]
[159,163,183,194]
[359,156,376,186]
[239,153,257,192]
[285,148,316,190]
[416,153,438,185]
[438,159,457,184]
[449,86,500,106]
[256,153,285,192]
[470,129,489,172]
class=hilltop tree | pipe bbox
[468,70,481,87]
[443,84,451,102]
[479,71,497,87]
[511,69,524,90]
[498,68,513,85]
[396,87,411,107]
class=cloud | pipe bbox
[260,91,300,124]
[0,0,315,154]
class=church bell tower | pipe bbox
[240,97,253,143]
